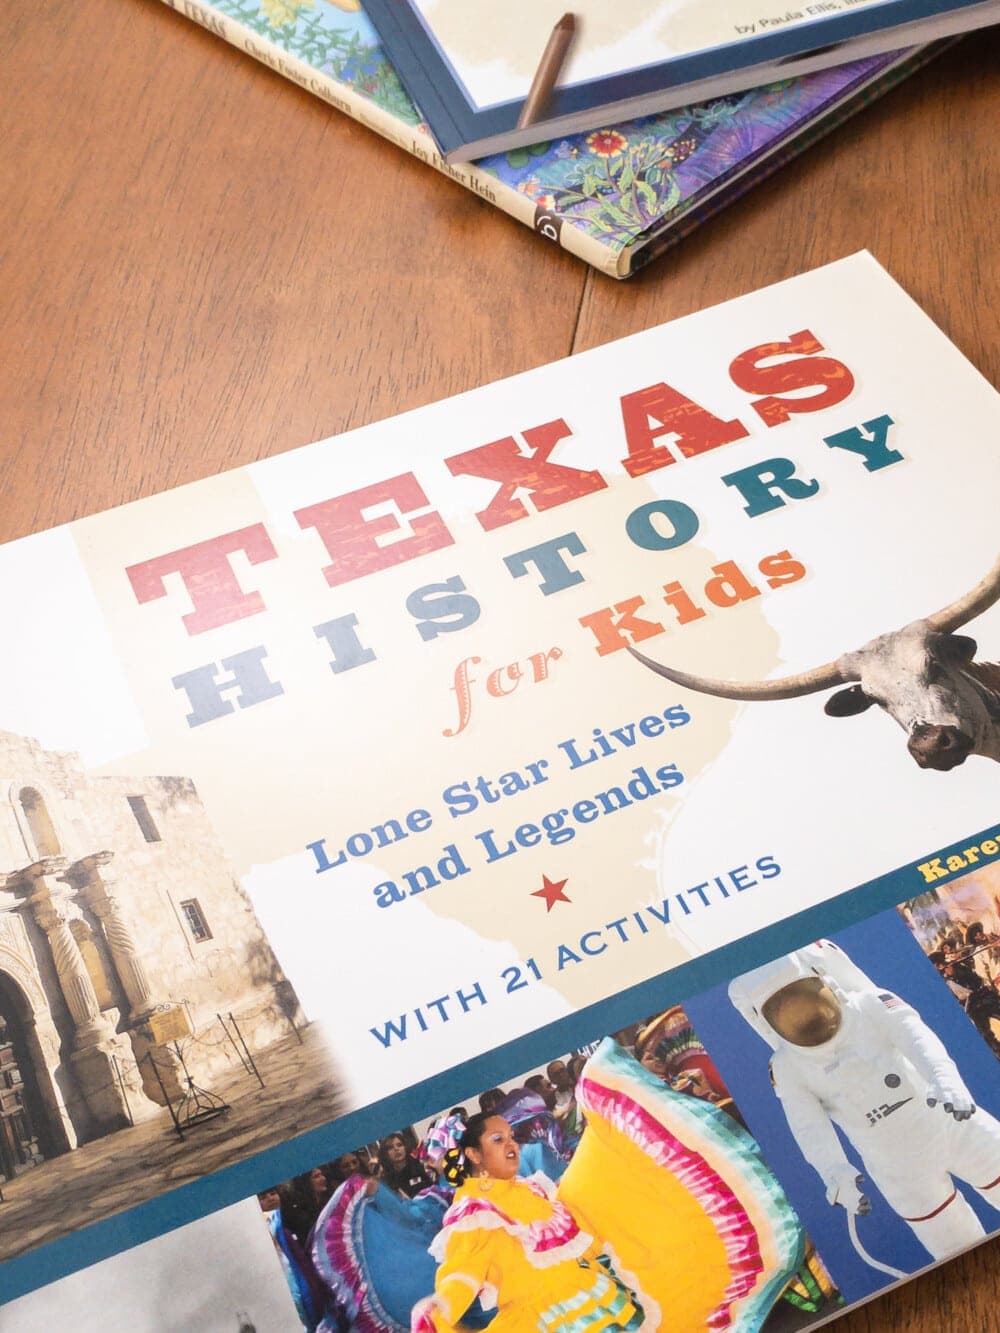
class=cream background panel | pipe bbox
[412,0,881,107]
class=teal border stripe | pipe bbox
[2,821,995,1303]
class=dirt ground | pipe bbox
[0,1025,344,1263]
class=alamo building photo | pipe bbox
[0,726,319,1208]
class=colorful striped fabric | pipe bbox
[560,1040,804,1331]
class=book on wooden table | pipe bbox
[2,253,1000,1330]
[154,0,945,278]
[362,0,1000,161]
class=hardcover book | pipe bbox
[155,0,943,278]
[361,0,1000,160]
[1,254,1000,1330]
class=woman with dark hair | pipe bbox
[311,1044,804,1331]
[477,1087,505,1116]
[546,1059,584,1146]
[416,1040,806,1332]
[379,1132,436,1198]
[411,1113,643,1333]
[285,1167,336,1245]
[310,1118,493,1333]
[490,1085,571,1181]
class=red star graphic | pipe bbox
[532,875,571,911]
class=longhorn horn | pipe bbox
[925,554,1000,633]
[626,646,849,702]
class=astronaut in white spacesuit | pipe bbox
[729,939,1000,1261]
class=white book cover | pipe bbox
[1,252,998,1330]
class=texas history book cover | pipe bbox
[0,252,998,1330]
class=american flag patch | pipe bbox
[878,991,904,1010]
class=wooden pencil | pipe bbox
[516,12,577,130]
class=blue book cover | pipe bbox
[361,0,998,159]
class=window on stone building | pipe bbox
[180,899,212,943]
[127,795,161,843]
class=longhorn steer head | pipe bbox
[629,556,1000,771]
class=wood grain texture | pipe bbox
[1,1,999,1327]
[0,0,585,545]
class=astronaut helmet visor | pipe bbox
[760,978,842,1047]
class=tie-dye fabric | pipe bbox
[559,1040,804,1331]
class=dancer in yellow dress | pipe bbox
[411,1113,644,1333]
[412,1040,806,1332]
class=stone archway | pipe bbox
[0,917,78,1157]
[0,971,64,1179]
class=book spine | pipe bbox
[625,44,945,278]
[151,0,624,278]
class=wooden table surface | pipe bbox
[2,1,998,1327]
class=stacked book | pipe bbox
[158,0,954,277]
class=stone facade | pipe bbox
[0,730,302,1178]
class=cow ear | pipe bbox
[824,685,874,717]
[937,633,977,663]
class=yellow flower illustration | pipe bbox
[262,0,314,27]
